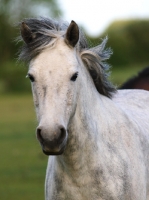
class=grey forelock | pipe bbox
[18,17,88,62]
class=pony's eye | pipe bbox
[26,74,35,82]
[70,72,78,81]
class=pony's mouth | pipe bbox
[42,145,65,155]
[39,135,67,156]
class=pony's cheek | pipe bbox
[68,95,78,120]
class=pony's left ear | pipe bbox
[20,22,34,44]
[65,20,79,47]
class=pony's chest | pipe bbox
[48,172,101,200]
[46,160,102,199]
[46,163,120,200]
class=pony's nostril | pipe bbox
[58,126,66,144]
[37,128,44,144]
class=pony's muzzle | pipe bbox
[36,125,67,155]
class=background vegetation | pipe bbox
[88,20,149,67]
[0,0,149,199]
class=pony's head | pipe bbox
[19,18,116,155]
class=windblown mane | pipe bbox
[18,17,116,98]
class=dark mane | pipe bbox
[120,66,149,89]
[18,17,116,98]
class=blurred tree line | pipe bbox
[87,19,149,68]
[0,0,149,93]
[0,0,62,62]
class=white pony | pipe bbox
[19,17,149,200]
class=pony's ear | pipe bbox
[65,20,79,47]
[21,22,34,44]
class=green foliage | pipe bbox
[0,62,31,93]
[0,0,62,23]
[0,0,62,62]
[87,20,149,68]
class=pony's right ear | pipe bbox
[21,22,34,44]
[65,20,79,47]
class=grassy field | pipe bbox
[0,95,47,200]
[0,65,146,199]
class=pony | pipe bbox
[120,66,149,91]
[19,17,149,200]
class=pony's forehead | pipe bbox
[29,38,78,71]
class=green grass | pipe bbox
[0,94,47,200]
